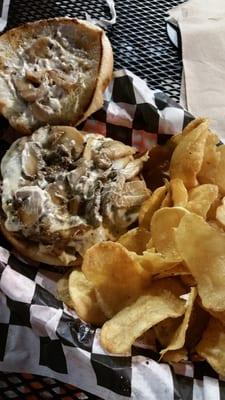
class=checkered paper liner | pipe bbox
[0,69,224,400]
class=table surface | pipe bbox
[6,0,184,100]
[1,0,183,398]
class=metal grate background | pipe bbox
[0,372,101,399]
[6,0,184,101]
[1,0,183,398]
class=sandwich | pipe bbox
[0,17,113,134]
[0,126,150,266]
[0,17,150,266]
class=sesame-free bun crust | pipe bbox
[0,215,81,267]
[0,17,113,134]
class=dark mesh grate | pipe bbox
[6,0,184,101]
[0,371,101,399]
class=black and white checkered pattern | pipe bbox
[0,70,223,400]
[81,70,193,151]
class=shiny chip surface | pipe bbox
[82,242,149,317]
[57,273,74,308]
[175,213,225,312]
[139,185,167,229]
[170,178,188,207]
[196,317,225,376]
[151,207,189,261]
[170,120,209,188]
[187,184,218,219]
[100,279,185,354]
[160,287,197,359]
[69,269,107,325]
[118,227,151,254]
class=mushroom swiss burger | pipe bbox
[0,126,150,266]
[0,18,150,266]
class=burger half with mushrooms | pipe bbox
[0,17,113,134]
[0,126,150,266]
[0,17,150,266]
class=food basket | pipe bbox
[1,68,224,400]
[1,0,224,399]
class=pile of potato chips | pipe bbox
[57,118,225,376]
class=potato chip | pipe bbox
[202,307,225,326]
[196,317,225,376]
[100,278,186,354]
[168,119,204,149]
[208,220,224,232]
[118,227,151,254]
[142,143,174,191]
[136,329,156,349]
[162,348,188,363]
[134,251,178,277]
[207,194,222,220]
[146,238,154,250]
[160,195,171,209]
[159,179,188,209]
[82,242,149,318]
[198,139,225,194]
[180,274,197,288]
[198,132,220,175]
[57,116,225,373]
[208,145,225,194]
[169,133,182,147]
[68,270,107,325]
[185,300,209,352]
[160,187,172,208]
[160,287,197,359]
[153,263,190,280]
[186,184,218,219]
[94,289,137,322]
[151,207,189,261]
[198,296,225,327]
[152,277,187,297]
[57,273,74,308]
[216,196,225,227]
[170,178,188,207]
[175,213,225,312]
[154,317,183,347]
[182,118,206,137]
[139,185,167,229]
[170,120,209,188]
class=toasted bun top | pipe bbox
[0,125,149,266]
[0,17,113,134]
